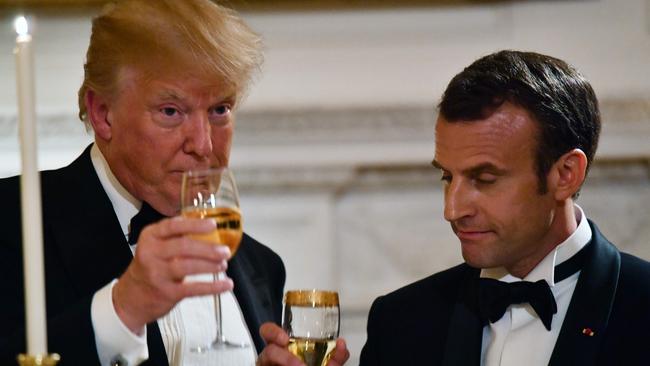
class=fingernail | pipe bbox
[217,260,228,272]
[214,245,231,257]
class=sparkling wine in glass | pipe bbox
[283,290,340,366]
[181,167,249,352]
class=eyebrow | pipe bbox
[156,89,185,102]
[431,159,507,176]
[155,89,236,106]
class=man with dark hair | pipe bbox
[360,50,650,365]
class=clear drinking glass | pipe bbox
[283,290,340,366]
[181,167,249,352]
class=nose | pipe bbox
[184,113,212,158]
[443,178,474,222]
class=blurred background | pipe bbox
[1,0,649,363]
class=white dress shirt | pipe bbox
[88,144,256,365]
[480,205,592,366]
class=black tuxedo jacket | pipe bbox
[0,146,285,365]
[360,221,650,365]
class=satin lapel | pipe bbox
[45,146,133,296]
[45,146,169,366]
[548,220,621,365]
[227,234,272,354]
[441,266,483,366]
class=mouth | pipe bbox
[455,230,494,242]
[451,222,495,243]
[171,165,214,175]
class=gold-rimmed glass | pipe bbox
[282,290,340,366]
[181,167,248,352]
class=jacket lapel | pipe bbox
[45,145,133,297]
[548,220,621,365]
[442,266,484,366]
[46,146,169,366]
[227,234,272,354]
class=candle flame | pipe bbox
[15,16,29,36]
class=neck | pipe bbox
[507,201,578,278]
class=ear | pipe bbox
[85,89,113,141]
[548,149,588,201]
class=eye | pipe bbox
[215,105,230,115]
[210,104,231,117]
[161,107,179,117]
[153,105,185,127]
[208,104,232,125]
[440,172,452,184]
[474,174,496,185]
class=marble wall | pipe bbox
[1,0,649,363]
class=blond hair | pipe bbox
[78,0,263,123]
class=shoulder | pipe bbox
[239,233,286,278]
[0,150,90,202]
[371,263,474,314]
[620,251,650,273]
[0,176,22,245]
[363,263,475,363]
[0,175,20,202]
[589,220,650,298]
[380,263,472,301]
[0,175,20,196]
[618,252,650,296]
[240,233,282,263]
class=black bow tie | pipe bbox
[477,242,590,331]
[128,202,165,245]
[478,278,557,330]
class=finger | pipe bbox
[259,322,290,346]
[168,258,228,279]
[157,237,231,261]
[257,344,304,366]
[150,216,217,238]
[177,277,234,298]
[327,338,350,366]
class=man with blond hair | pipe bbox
[0,1,348,365]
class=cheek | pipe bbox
[499,192,552,238]
[211,126,233,153]
[482,187,534,230]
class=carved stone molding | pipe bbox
[0,99,647,145]
[233,107,435,144]
[1,99,648,183]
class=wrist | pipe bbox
[112,280,146,335]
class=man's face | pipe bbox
[100,68,235,215]
[433,102,562,277]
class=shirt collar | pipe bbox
[90,144,141,237]
[481,204,592,286]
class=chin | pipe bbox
[461,249,490,269]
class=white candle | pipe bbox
[14,16,48,356]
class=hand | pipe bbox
[256,322,350,366]
[327,338,350,366]
[112,217,233,333]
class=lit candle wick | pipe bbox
[15,16,29,36]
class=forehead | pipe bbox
[434,103,538,170]
[115,66,234,102]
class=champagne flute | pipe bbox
[181,167,249,352]
[283,290,340,366]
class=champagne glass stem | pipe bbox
[213,273,225,342]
